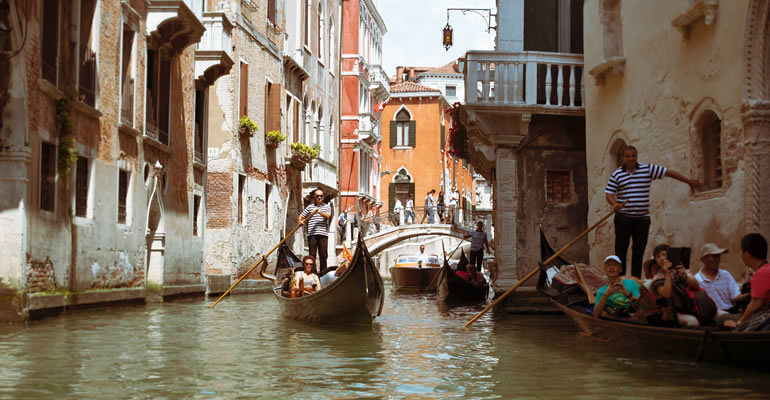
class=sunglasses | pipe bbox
[314,194,324,198]
[304,262,315,266]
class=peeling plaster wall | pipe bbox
[584,0,750,279]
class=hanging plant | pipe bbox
[265,130,287,147]
[446,102,468,160]
[56,93,78,181]
[290,142,320,161]
[239,115,258,136]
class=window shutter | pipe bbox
[409,120,416,147]
[409,182,415,199]
[390,121,397,147]
[389,183,396,210]
[440,125,445,151]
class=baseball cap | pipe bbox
[604,255,622,264]
[700,243,727,258]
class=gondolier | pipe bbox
[605,146,699,278]
[299,188,332,274]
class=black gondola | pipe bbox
[437,250,489,304]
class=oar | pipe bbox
[463,204,624,327]
[423,241,448,294]
[574,263,596,304]
[210,209,318,309]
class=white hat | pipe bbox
[700,243,727,258]
[604,255,622,264]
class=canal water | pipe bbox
[1,286,769,399]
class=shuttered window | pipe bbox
[390,109,415,147]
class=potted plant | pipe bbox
[265,130,287,148]
[289,142,320,168]
[239,115,258,137]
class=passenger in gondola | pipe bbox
[646,250,706,327]
[642,244,670,280]
[320,260,348,287]
[467,264,486,286]
[293,255,322,296]
[694,243,747,326]
[593,255,640,319]
[736,233,770,331]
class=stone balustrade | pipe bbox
[303,157,337,191]
[198,12,232,55]
[369,64,390,100]
[465,51,584,110]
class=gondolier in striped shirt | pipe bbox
[605,146,699,278]
[299,188,333,274]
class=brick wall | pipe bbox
[207,171,233,228]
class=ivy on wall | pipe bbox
[56,93,78,181]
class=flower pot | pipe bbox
[265,138,280,148]
[290,153,310,169]
[238,126,250,136]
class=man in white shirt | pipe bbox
[448,187,458,224]
[695,243,748,324]
[405,195,415,224]
[463,221,493,273]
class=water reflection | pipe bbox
[0,288,768,399]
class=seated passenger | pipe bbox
[737,233,770,331]
[593,255,640,319]
[320,261,348,287]
[643,244,670,280]
[694,243,747,327]
[467,264,486,286]
[646,248,706,328]
[293,255,322,296]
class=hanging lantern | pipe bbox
[442,23,453,51]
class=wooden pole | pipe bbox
[464,205,623,327]
[574,263,596,304]
[209,209,317,309]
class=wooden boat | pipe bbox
[389,253,442,292]
[536,229,770,369]
[261,235,384,324]
[437,251,489,304]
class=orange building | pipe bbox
[379,81,475,221]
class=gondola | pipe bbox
[389,253,442,292]
[437,251,489,304]
[261,235,384,324]
[536,229,770,369]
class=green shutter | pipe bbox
[409,182,415,199]
[389,183,396,210]
[440,125,445,151]
[462,158,467,169]
[409,120,416,147]
[390,121,397,147]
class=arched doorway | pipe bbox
[145,174,166,285]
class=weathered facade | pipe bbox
[461,0,588,292]
[0,0,231,319]
[584,0,770,279]
[204,0,341,280]
[339,0,388,226]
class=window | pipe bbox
[120,25,136,126]
[265,81,280,133]
[264,183,271,230]
[237,174,245,224]
[75,156,90,217]
[329,19,335,73]
[193,194,201,235]
[239,61,248,120]
[118,169,129,223]
[446,85,457,97]
[546,170,571,203]
[78,0,98,107]
[146,49,171,145]
[41,0,60,85]
[267,0,276,25]
[40,142,57,212]
[388,169,414,211]
[698,111,723,191]
[390,108,415,147]
[318,3,324,62]
[194,89,205,164]
[600,0,623,60]
[304,0,310,48]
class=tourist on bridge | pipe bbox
[437,190,446,223]
[392,198,404,226]
[605,146,700,278]
[299,188,332,274]
[405,195,415,224]
[464,221,493,273]
[422,189,436,224]
[338,207,351,242]
[448,187,458,224]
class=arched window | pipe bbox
[318,2,324,63]
[390,108,415,147]
[389,167,414,212]
[329,19,335,73]
[696,110,722,191]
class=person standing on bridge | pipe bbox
[464,221,493,274]
[405,195,415,224]
[299,188,332,274]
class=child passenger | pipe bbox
[593,255,640,319]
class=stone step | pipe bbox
[493,286,561,314]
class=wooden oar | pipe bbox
[210,209,318,309]
[463,204,624,327]
[574,263,596,304]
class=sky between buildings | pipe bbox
[378,0,496,79]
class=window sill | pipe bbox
[117,222,133,230]
[143,135,172,154]
[119,123,141,137]
[692,186,726,202]
[672,0,719,39]
[39,208,57,222]
[37,79,65,101]
[193,160,207,171]
[392,146,414,150]
[72,100,102,120]
[317,59,325,68]
[588,56,626,86]
[73,215,94,226]
[303,45,312,55]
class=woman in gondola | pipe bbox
[293,255,322,296]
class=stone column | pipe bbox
[491,141,522,291]
[495,0,524,52]
[742,101,770,235]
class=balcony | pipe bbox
[369,64,390,102]
[302,158,338,196]
[195,12,234,86]
[465,51,584,116]
[357,113,381,144]
[147,1,205,53]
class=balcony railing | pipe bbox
[303,157,337,190]
[358,114,380,143]
[79,49,97,107]
[465,51,584,109]
[369,64,390,99]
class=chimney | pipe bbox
[407,67,415,80]
[395,66,404,84]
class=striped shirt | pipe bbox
[301,203,331,236]
[605,163,667,217]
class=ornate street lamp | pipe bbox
[442,8,495,51]
[442,22,453,51]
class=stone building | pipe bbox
[0,0,231,319]
[339,0,388,229]
[204,0,341,281]
[583,0,770,278]
[460,0,588,294]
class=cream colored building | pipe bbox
[584,0,770,278]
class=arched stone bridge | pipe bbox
[361,223,471,256]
